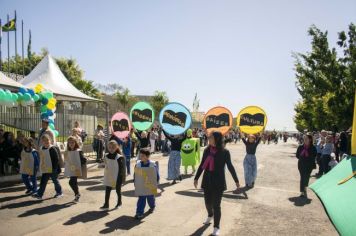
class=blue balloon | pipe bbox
[28,89,35,96]
[41,98,48,105]
[19,87,27,94]
[49,119,55,124]
[46,110,54,116]
[41,113,49,120]
[159,102,192,135]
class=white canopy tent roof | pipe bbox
[0,72,24,91]
[20,55,99,102]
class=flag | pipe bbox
[352,85,356,155]
[1,18,16,32]
[27,30,32,59]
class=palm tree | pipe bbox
[150,91,169,117]
[116,88,131,112]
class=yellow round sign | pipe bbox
[237,106,267,134]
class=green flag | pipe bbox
[1,18,16,32]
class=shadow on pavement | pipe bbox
[86,185,106,191]
[78,180,102,186]
[175,189,248,200]
[288,196,312,206]
[18,202,76,217]
[99,214,149,234]
[0,198,51,210]
[189,223,210,236]
[0,186,27,193]
[0,194,28,203]
[86,175,104,180]
[64,211,109,225]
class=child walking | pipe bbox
[20,137,40,194]
[134,149,160,219]
[242,133,261,188]
[64,136,87,202]
[100,140,126,210]
[32,134,62,200]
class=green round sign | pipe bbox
[130,101,155,131]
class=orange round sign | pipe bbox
[203,106,233,135]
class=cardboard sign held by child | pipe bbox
[134,163,158,196]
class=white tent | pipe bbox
[0,72,24,91]
[20,55,99,102]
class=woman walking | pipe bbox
[242,133,261,188]
[194,131,240,236]
[296,134,317,198]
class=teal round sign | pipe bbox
[130,101,155,131]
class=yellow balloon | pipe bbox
[49,98,57,105]
[47,103,55,110]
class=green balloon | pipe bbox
[130,101,155,131]
[12,93,18,101]
[33,94,40,102]
[53,130,59,137]
[49,123,55,130]
[23,93,31,101]
[41,106,48,113]
[43,91,54,99]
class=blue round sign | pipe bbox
[159,102,192,135]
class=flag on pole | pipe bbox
[351,85,356,155]
[1,18,16,32]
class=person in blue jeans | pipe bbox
[134,149,159,219]
[20,137,39,194]
[114,136,132,175]
[33,134,62,200]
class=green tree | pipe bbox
[1,49,101,99]
[116,88,131,111]
[294,23,356,132]
[150,91,169,117]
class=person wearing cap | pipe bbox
[38,119,56,147]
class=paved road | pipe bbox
[0,140,337,236]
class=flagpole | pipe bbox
[0,19,2,72]
[14,10,18,80]
[7,14,10,75]
[21,20,24,76]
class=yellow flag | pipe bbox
[352,87,356,155]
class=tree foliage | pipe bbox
[1,49,100,99]
[150,91,169,117]
[294,23,356,132]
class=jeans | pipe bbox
[136,195,155,215]
[125,156,131,175]
[37,172,62,197]
[96,140,104,161]
[69,177,79,195]
[204,188,223,229]
[22,171,38,192]
[243,154,257,186]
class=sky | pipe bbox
[1,0,356,131]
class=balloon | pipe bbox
[49,119,55,124]
[41,113,49,120]
[19,87,27,94]
[48,98,57,105]
[41,98,48,105]
[43,91,54,99]
[47,102,55,110]
[47,110,54,117]
[49,123,55,130]
[40,106,48,113]
[11,93,18,101]
[27,89,35,97]
[53,130,59,137]
[0,89,5,99]
[33,94,40,102]
[23,93,31,101]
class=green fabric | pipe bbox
[181,138,198,166]
[310,156,356,236]
[2,19,16,32]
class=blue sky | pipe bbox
[1,0,355,130]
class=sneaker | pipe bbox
[100,204,109,210]
[135,214,143,220]
[203,216,213,225]
[74,194,81,202]
[148,208,155,214]
[54,193,63,198]
[32,194,42,200]
[171,180,177,185]
[212,227,220,236]
[25,189,32,194]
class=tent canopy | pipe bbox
[0,72,24,91]
[20,55,99,102]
